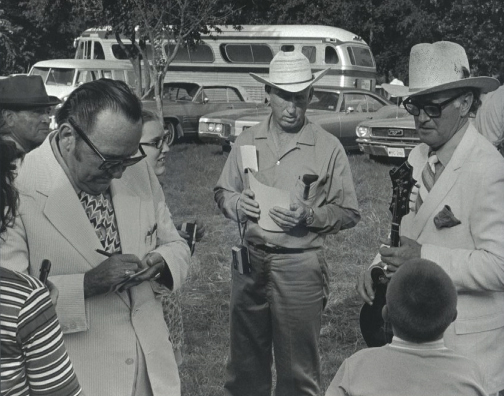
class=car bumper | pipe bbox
[356,138,418,158]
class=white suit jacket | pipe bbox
[0,136,191,396]
[402,124,504,393]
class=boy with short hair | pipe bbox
[326,258,487,396]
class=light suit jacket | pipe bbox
[402,124,504,393]
[0,136,191,396]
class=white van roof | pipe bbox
[31,59,133,69]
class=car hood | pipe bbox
[357,116,415,129]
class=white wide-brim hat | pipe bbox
[250,50,329,93]
[382,41,499,98]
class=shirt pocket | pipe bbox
[293,174,327,206]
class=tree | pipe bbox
[98,0,235,140]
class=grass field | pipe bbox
[160,142,397,396]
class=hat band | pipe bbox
[271,76,314,86]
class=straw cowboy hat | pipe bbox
[0,75,60,107]
[382,41,499,98]
[250,50,329,93]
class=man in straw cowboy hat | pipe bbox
[357,41,504,395]
[0,75,60,156]
[214,50,360,396]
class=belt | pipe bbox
[247,241,319,254]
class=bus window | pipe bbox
[188,44,214,62]
[281,45,295,52]
[302,46,316,63]
[349,46,374,67]
[94,42,105,59]
[251,45,273,63]
[325,46,339,64]
[31,67,50,83]
[112,43,153,60]
[47,68,75,86]
[166,45,191,62]
[223,44,253,63]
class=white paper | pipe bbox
[240,145,258,172]
[249,172,290,231]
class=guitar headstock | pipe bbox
[389,161,416,222]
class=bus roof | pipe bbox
[80,25,367,45]
[32,59,133,69]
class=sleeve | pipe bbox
[148,164,191,292]
[325,359,351,396]
[19,285,82,396]
[421,164,504,292]
[310,145,360,234]
[213,142,246,222]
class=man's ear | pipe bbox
[59,123,76,152]
[382,305,389,322]
[2,109,16,127]
[458,91,473,117]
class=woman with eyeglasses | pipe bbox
[140,109,205,366]
[0,135,82,396]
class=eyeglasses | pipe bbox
[139,133,171,150]
[403,93,464,118]
[68,117,146,171]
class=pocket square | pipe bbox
[434,205,461,229]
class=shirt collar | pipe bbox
[434,120,469,168]
[390,336,447,351]
[254,114,316,146]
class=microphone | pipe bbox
[302,174,318,200]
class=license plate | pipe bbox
[387,147,405,157]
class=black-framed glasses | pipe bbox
[403,93,464,118]
[139,133,171,150]
[68,117,146,171]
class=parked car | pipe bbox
[355,113,417,160]
[199,87,402,151]
[141,81,267,146]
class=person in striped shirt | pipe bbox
[0,135,82,396]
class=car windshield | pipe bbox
[46,68,75,86]
[309,91,340,111]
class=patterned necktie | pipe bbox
[78,190,122,254]
[415,152,439,212]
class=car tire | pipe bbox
[164,120,177,146]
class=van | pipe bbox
[28,59,137,101]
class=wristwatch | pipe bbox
[304,207,314,226]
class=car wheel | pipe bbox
[164,121,177,146]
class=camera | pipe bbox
[232,245,251,274]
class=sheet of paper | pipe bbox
[249,172,290,232]
[240,145,258,172]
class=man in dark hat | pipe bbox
[0,75,61,155]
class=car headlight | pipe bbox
[356,125,371,137]
[215,123,223,133]
[208,123,215,132]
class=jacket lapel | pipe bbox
[409,126,477,239]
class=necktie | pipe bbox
[415,152,439,212]
[79,190,122,254]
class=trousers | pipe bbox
[224,244,327,396]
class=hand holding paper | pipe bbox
[269,202,309,229]
[238,189,261,220]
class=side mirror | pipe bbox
[203,97,209,104]
[346,106,355,114]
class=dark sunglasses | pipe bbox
[403,92,464,118]
[68,117,146,171]
[139,133,171,150]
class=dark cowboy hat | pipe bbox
[0,75,61,107]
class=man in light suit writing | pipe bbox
[357,42,504,395]
[0,79,191,396]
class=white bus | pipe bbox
[74,25,377,101]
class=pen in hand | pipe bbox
[95,249,113,257]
